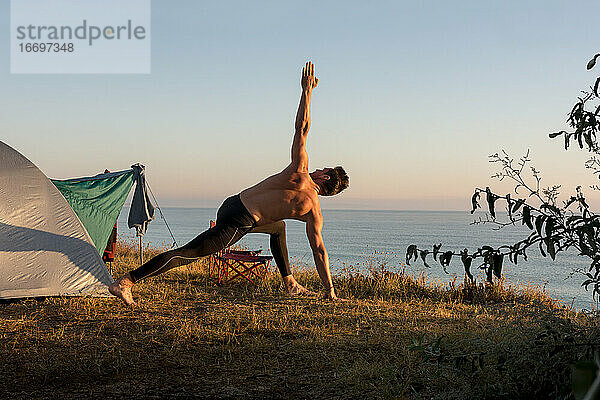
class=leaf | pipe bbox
[461,249,473,281]
[485,187,497,219]
[587,54,599,70]
[486,255,494,283]
[509,243,520,265]
[595,77,600,97]
[545,218,555,239]
[406,244,418,265]
[592,256,600,272]
[470,191,480,214]
[584,132,594,149]
[506,193,513,220]
[539,241,547,258]
[511,199,524,213]
[433,244,442,261]
[579,233,591,256]
[546,238,556,260]
[492,254,504,278]
[440,251,453,268]
[535,215,546,236]
[549,130,566,138]
[585,226,596,252]
[522,206,533,230]
[420,250,430,268]
[571,102,584,124]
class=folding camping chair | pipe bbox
[102,221,118,273]
[207,220,264,273]
[208,220,273,285]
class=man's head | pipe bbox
[311,166,349,196]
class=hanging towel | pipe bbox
[128,163,155,236]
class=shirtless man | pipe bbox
[109,61,349,305]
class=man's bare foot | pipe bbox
[108,274,137,306]
[283,276,317,296]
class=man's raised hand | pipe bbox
[301,61,319,91]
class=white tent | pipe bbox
[0,141,113,299]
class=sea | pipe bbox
[117,207,599,311]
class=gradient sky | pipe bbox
[2,1,600,210]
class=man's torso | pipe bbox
[239,166,320,226]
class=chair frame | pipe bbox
[208,220,273,285]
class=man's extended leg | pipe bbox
[131,224,247,281]
[110,223,250,305]
[250,221,316,296]
[110,193,256,305]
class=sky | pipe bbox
[2,1,600,210]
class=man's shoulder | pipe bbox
[276,167,310,185]
[282,162,310,175]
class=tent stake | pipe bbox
[139,236,143,266]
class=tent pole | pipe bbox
[139,236,143,266]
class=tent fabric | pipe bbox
[0,141,113,299]
[128,163,155,236]
[51,169,135,254]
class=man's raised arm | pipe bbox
[291,61,318,172]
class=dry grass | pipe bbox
[1,239,600,399]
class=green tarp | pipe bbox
[51,170,135,254]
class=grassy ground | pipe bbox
[1,240,600,399]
